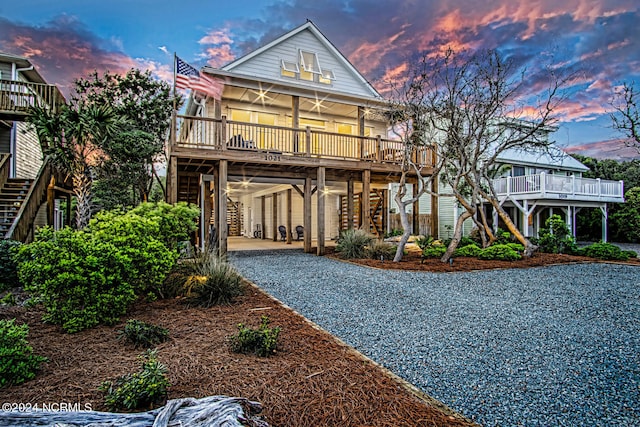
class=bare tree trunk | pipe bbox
[441,210,473,262]
[488,198,537,256]
[73,167,93,229]
[393,192,412,262]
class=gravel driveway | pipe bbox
[229,250,640,427]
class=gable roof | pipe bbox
[205,21,382,101]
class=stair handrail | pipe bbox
[0,153,10,191]
[4,156,53,242]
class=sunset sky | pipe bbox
[1,0,638,159]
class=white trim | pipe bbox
[281,59,299,73]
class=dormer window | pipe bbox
[280,49,334,85]
[299,50,322,74]
[281,60,299,78]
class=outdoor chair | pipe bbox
[295,225,304,241]
[278,225,287,241]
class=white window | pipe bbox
[280,59,299,78]
[299,50,322,74]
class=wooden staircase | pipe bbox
[0,178,32,238]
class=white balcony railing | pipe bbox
[492,172,624,202]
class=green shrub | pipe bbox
[365,239,396,260]
[229,316,281,357]
[0,240,22,292]
[479,244,522,261]
[580,242,631,260]
[535,215,578,254]
[88,211,179,298]
[0,292,16,306]
[186,252,244,307]
[505,243,525,252]
[335,229,374,259]
[17,227,137,333]
[99,349,170,411]
[622,250,638,259]
[128,202,199,250]
[422,244,446,258]
[384,228,403,238]
[454,243,482,257]
[494,228,513,245]
[414,236,434,250]
[0,319,47,388]
[120,320,169,349]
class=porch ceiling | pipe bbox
[224,86,361,118]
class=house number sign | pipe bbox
[265,153,281,162]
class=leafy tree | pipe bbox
[27,103,125,228]
[72,69,177,209]
[611,187,640,243]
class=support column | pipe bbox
[292,96,300,152]
[304,176,312,253]
[317,167,325,255]
[430,149,439,238]
[347,178,354,230]
[357,106,365,136]
[362,169,371,232]
[601,204,608,243]
[203,178,212,249]
[286,188,292,244]
[523,199,529,237]
[217,160,228,255]
[272,192,278,242]
[412,182,420,235]
[261,195,266,240]
[167,157,177,204]
[47,177,55,227]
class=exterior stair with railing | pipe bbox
[0,178,33,238]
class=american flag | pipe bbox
[175,56,223,99]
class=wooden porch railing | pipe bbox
[0,153,10,192]
[5,157,54,242]
[0,79,65,115]
[492,172,624,201]
[174,115,433,166]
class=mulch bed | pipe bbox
[0,282,475,427]
[327,246,640,272]
[3,249,637,426]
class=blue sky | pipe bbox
[1,0,639,159]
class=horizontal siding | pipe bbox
[0,62,12,80]
[14,122,42,179]
[229,29,376,99]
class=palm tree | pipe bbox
[27,103,124,228]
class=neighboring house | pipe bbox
[0,52,68,241]
[412,126,624,241]
[168,21,434,254]
[489,142,624,242]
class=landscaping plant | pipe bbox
[0,239,22,292]
[579,242,635,261]
[230,316,281,357]
[99,349,170,411]
[478,244,522,261]
[335,229,374,259]
[453,243,482,257]
[365,239,397,260]
[534,214,578,254]
[186,251,244,307]
[0,319,47,388]
[119,319,169,349]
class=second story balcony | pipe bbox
[492,172,624,203]
[0,79,65,120]
[173,115,434,169]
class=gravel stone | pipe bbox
[229,250,640,426]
